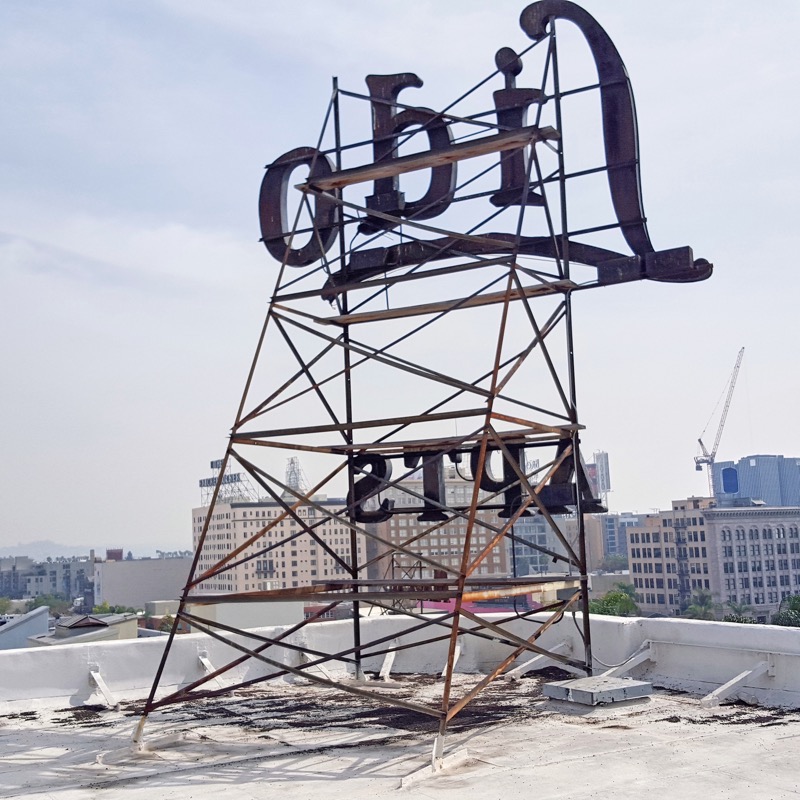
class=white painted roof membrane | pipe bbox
[3,674,800,800]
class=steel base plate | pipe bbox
[543,676,652,705]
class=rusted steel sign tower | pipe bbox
[138,0,710,758]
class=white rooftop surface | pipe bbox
[4,675,800,800]
[5,612,800,799]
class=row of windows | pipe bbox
[723,559,800,573]
[629,530,708,545]
[727,591,793,605]
[638,585,709,606]
[677,546,707,558]
[629,547,662,559]
[637,592,664,604]
[629,531,660,544]
[720,526,799,541]
[193,512,231,523]
[634,577,664,589]
[631,563,663,574]
[662,516,704,526]
[722,543,800,557]
[238,508,322,519]
[723,575,800,589]
[674,531,706,543]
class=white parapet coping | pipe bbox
[3,613,800,711]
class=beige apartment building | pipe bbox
[375,465,511,581]
[191,497,369,594]
[373,465,599,580]
[191,469,603,593]
[626,497,715,616]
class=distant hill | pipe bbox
[0,540,96,560]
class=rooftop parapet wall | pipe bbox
[0,606,49,651]
[2,614,800,711]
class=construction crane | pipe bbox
[695,347,745,496]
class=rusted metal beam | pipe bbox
[319,279,577,326]
[300,125,559,192]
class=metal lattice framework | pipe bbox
[136,0,710,760]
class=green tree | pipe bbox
[598,554,628,572]
[778,595,800,614]
[722,599,755,624]
[684,589,721,620]
[0,597,12,614]
[769,595,800,626]
[722,613,757,624]
[589,590,639,617]
[25,594,72,616]
[93,602,140,615]
[726,599,753,617]
[771,609,800,627]
[159,614,175,633]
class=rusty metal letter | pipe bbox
[520,0,654,257]
[403,453,448,522]
[348,454,394,523]
[361,73,457,232]
[491,47,545,207]
[259,146,337,267]
[470,443,530,518]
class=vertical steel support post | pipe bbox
[333,77,363,678]
[551,18,593,673]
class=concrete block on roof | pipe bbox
[543,675,652,705]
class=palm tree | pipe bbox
[606,592,639,616]
[684,588,721,620]
[726,599,753,617]
[614,582,637,598]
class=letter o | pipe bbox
[259,146,337,267]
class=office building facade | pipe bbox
[704,505,800,622]
[626,496,800,621]
[713,454,800,506]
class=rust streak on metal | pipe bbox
[301,125,559,191]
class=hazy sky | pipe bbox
[1,1,798,554]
